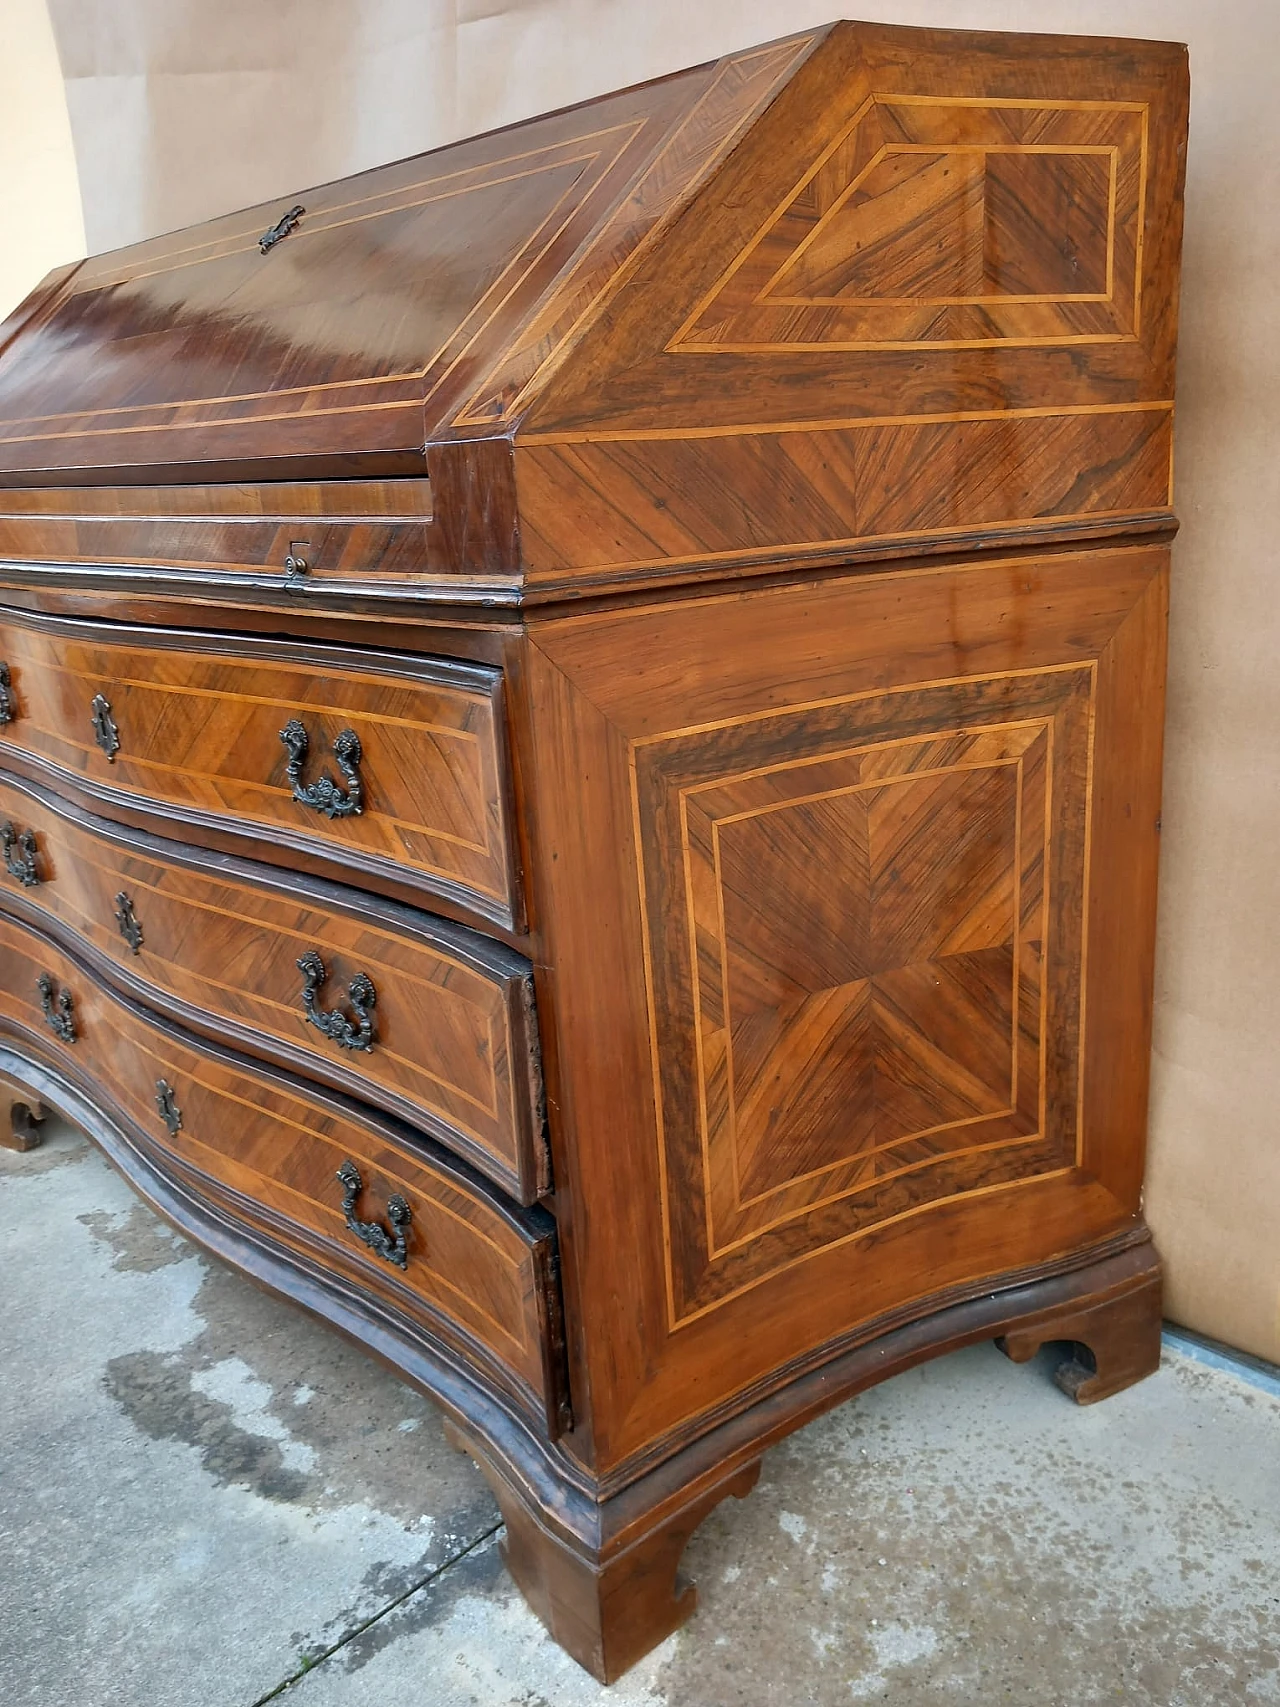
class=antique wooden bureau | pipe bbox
[0,21,1187,1682]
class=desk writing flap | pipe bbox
[0,21,1187,595]
[0,32,815,489]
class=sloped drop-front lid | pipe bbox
[0,22,1187,601]
[0,34,817,487]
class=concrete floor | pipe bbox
[2,1118,1277,1707]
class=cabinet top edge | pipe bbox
[0,22,1188,585]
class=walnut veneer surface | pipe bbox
[0,21,1187,1683]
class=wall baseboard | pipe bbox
[1162,1324,1280,1400]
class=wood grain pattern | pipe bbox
[0,24,1185,603]
[0,908,567,1432]
[0,477,440,590]
[0,769,548,1201]
[0,609,521,931]
[525,25,1187,435]
[0,123,627,479]
[446,1232,1159,1682]
[636,690,1076,1322]
[0,35,813,489]
[674,96,1147,348]
[483,1452,763,1684]
[0,22,1188,1685]
[520,544,1167,1465]
[515,403,1172,583]
[0,481,435,520]
[511,22,1187,587]
[451,35,817,429]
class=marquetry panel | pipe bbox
[0,911,564,1431]
[675,96,1147,352]
[0,773,547,1201]
[0,614,519,928]
[450,33,815,428]
[0,124,628,472]
[514,26,1186,586]
[634,665,1093,1322]
[516,403,1172,581]
[0,36,812,484]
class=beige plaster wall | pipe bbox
[0,0,84,318]
[21,2,1280,1360]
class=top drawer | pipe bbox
[0,610,521,932]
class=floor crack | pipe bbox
[249,1521,505,1704]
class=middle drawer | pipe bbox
[0,768,548,1203]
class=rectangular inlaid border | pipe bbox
[631,661,1097,1328]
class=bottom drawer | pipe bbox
[0,909,569,1435]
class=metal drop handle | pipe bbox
[279,720,363,820]
[2,822,40,887]
[335,1160,411,1270]
[37,973,76,1043]
[296,950,376,1052]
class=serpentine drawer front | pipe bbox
[0,910,568,1435]
[0,770,547,1201]
[0,22,1188,1688]
[0,611,520,931]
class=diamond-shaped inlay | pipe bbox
[673,95,1145,350]
[766,149,1114,305]
[636,666,1093,1321]
[719,762,1018,1201]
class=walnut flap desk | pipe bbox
[0,21,1188,1683]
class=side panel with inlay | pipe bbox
[524,543,1168,1467]
[517,26,1188,588]
[635,670,1083,1322]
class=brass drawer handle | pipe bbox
[335,1160,411,1270]
[296,950,376,1052]
[155,1078,182,1136]
[115,891,144,954]
[36,972,76,1043]
[279,720,363,819]
[91,692,120,761]
[2,821,40,887]
[0,661,14,725]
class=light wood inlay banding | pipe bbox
[0,613,521,930]
[0,911,565,1430]
[0,770,548,1202]
[633,667,1093,1322]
